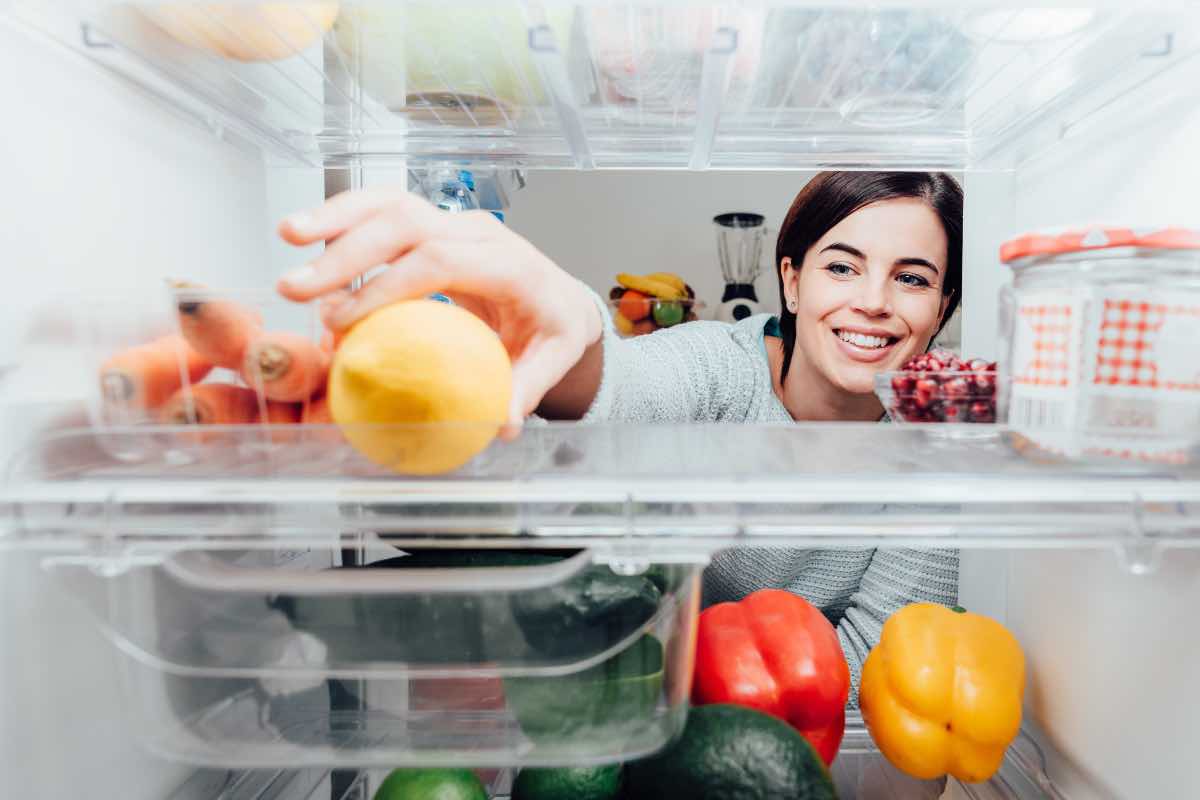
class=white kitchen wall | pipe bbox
[505,170,807,318]
[0,13,289,800]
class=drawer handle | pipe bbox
[159,549,596,595]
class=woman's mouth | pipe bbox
[832,328,900,363]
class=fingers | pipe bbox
[321,247,455,331]
[318,289,354,331]
[278,212,446,301]
[277,190,453,301]
[277,187,413,246]
[507,333,582,427]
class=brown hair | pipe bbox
[775,171,963,380]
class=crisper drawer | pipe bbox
[45,545,700,768]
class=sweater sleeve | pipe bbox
[837,547,960,706]
[581,289,757,423]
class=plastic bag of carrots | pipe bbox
[97,282,338,445]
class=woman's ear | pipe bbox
[937,290,953,328]
[780,256,799,313]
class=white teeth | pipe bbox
[837,330,890,349]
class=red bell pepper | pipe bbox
[692,588,850,766]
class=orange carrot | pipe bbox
[100,334,213,410]
[171,281,262,369]
[301,393,333,425]
[300,392,343,444]
[242,330,330,402]
[261,400,302,425]
[259,399,303,444]
[161,383,259,426]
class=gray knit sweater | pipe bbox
[582,311,959,704]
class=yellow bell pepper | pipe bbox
[859,603,1025,783]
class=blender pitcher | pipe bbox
[714,213,768,323]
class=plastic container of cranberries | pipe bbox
[875,351,1000,426]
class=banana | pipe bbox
[616,272,684,300]
[613,311,635,336]
[646,272,687,294]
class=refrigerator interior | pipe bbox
[3,3,1200,799]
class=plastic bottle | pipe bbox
[431,168,478,213]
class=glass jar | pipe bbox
[998,226,1200,462]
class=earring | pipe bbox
[787,298,797,312]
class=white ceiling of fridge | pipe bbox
[17,2,1200,171]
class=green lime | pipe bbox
[652,300,685,327]
[373,768,487,800]
[512,764,624,800]
[504,635,664,745]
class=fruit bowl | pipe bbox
[609,272,703,336]
[608,296,704,337]
[875,351,1000,425]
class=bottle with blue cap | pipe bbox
[431,168,478,214]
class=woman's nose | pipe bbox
[851,278,892,317]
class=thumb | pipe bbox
[506,334,580,427]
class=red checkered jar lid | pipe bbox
[1001,225,1200,267]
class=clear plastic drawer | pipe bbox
[47,545,700,768]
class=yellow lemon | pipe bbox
[329,301,512,475]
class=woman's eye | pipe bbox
[826,262,856,276]
[897,272,932,288]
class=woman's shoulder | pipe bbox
[645,313,773,357]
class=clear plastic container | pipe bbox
[794,10,971,127]
[999,225,1200,462]
[46,544,699,767]
[875,368,999,424]
[53,3,1184,170]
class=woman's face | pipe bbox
[781,197,950,396]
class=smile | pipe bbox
[832,328,900,363]
[835,329,897,349]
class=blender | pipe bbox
[714,212,768,323]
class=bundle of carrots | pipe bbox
[97,281,337,438]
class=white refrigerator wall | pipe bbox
[959,85,1200,798]
[0,16,310,800]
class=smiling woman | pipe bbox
[276,170,964,702]
[772,172,962,421]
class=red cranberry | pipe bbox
[968,358,991,372]
[969,400,995,422]
[973,373,996,393]
[914,378,939,408]
[891,374,916,393]
[943,377,970,399]
[943,401,968,422]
